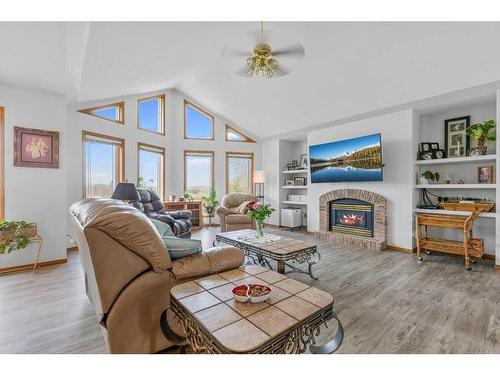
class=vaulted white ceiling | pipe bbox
[1,22,500,138]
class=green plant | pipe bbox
[201,187,218,214]
[0,220,34,254]
[466,120,496,149]
[245,201,275,222]
[183,191,193,201]
[422,170,440,182]
[137,176,145,188]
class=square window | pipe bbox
[138,95,165,134]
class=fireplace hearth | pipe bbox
[330,198,374,238]
[317,189,387,250]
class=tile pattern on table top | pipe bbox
[212,319,270,352]
[195,274,229,290]
[194,303,242,332]
[171,281,204,299]
[219,269,250,282]
[173,268,334,351]
[247,306,299,336]
[273,278,311,294]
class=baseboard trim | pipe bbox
[67,246,78,252]
[483,254,495,261]
[0,258,67,275]
[495,265,500,270]
[385,245,416,254]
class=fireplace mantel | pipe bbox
[317,189,387,250]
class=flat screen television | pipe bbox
[309,133,383,183]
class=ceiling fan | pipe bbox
[221,22,305,78]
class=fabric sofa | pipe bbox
[69,198,245,353]
[216,193,257,232]
[133,188,192,238]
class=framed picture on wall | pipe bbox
[444,116,470,158]
[477,166,494,184]
[300,154,308,169]
[13,126,60,168]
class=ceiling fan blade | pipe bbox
[273,43,305,58]
[274,65,291,77]
[221,46,250,59]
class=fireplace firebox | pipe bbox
[329,198,374,238]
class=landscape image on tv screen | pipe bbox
[309,133,383,183]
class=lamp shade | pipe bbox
[111,182,140,201]
[254,170,266,183]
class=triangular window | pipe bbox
[78,102,125,124]
[225,124,255,143]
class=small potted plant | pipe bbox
[467,119,496,156]
[245,201,275,238]
[421,171,440,184]
[183,192,193,201]
[0,220,36,254]
[201,187,218,216]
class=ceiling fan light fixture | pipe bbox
[246,43,279,78]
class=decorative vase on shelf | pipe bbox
[255,219,265,238]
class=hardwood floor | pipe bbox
[0,227,499,354]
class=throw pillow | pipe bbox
[150,217,175,237]
[235,200,253,214]
[150,218,201,260]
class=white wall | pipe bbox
[262,139,280,225]
[66,89,262,240]
[307,109,415,249]
[0,83,67,267]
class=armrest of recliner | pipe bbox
[216,206,232,217]
[164,210,192,220]
[171,245,245,280]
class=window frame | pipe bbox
[183,100,215,141]
[225,124,256,143]
[183,150,215,198]
[82,130,125,199]
[137,142,166,200]
[78,102,125,125]
[0,107,4,222]
[225,151,254,194]
[137,94,166,135]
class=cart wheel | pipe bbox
[417,256,423,261]
[471,259,477,264]
[466,266,472,271]
[425,251,432,255]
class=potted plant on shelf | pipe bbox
[467,119,496,156]
[245,201,275,238]
[421,171,440,184]
[202,187,218,216]
[0,220,36,254]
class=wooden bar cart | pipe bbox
[415,208,484,270]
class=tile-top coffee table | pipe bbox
[214,229,321,279]
[169,264,342,354]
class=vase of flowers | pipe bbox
[245,201,275,238]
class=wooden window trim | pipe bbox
[183,100,215,141]
[183,150,215,195]
[137,94,166,136]
[225,124,256,143]
[0,107,4,221]
[78,102,125,125]
[137,142,166,200]
[225,151,254,194]
[82,130,125,198]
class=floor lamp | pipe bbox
[254,170,265,203]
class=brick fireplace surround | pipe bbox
[317,189,387,250]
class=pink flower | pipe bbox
[246,201,258,210]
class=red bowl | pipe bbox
[232,284,250,302]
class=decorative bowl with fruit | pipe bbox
[231,283,272,303]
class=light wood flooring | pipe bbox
[0,227,499,354]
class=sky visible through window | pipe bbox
[139,98,161,132]
[227,129,244,141]
[139,149,161,195]
[85,141,118,198]
[186,105,212,139]
[92,107,118,121]
[186,154,212,197]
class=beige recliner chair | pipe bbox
[216,193,257,232]
[69,198,244,354]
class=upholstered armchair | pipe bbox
[69,198,245,353]
[216,193,257,232]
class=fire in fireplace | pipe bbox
[329,198,374,237]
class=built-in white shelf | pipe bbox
[282,169,308,174]
[415,154,496,166]
[282,200,308,206]
[415,184,496,189]
[282,186,308,189]
[414,208,496,219]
